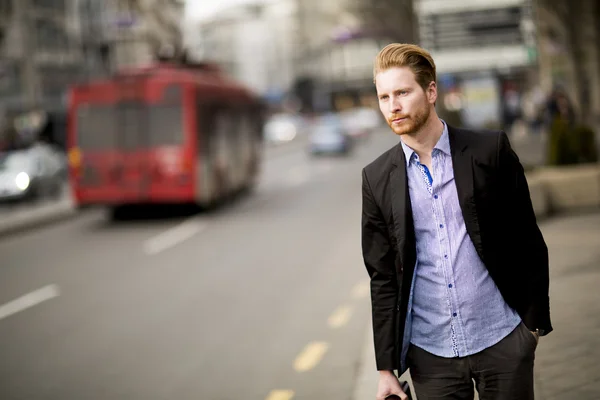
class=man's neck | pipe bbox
[401,114,444,160]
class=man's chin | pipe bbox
[391,126,412,136]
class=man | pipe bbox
[361,43,552,400]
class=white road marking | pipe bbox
[143,218,207,255]
[352,279,370,299]
[328,305,353,329]
[293,341,330,372]
[0,285,60,321]
[265,390,295,400]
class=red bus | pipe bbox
[66,62,265,215]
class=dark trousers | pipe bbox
[407,322,537,400]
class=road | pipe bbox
[1,128,598,400]
[0,131,397,400]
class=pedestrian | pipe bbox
[361,43,552,400]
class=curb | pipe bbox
[0,200,79,239]
[527,163,600,218]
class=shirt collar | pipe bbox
[399,119,450,166]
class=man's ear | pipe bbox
[428,81,438,104]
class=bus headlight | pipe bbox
[15,172,30,191]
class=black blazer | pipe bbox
[361,125,552,372]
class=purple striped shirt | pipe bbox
[399,122,520,362]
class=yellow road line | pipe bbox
[328,305,353,328]
[265,389,295,400]
[293,341,330,372]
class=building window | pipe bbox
[32,0,65,12]
[39,66,81,99]
[35,19,68,51]
[0,0,12,16]
[0,62,21,97]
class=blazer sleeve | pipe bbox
[361,168,400,370]
[497,132,552,335]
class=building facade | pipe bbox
[78,0,185,74]
[188,1,297,97]
[416,0,538,129]
[188,0,416,111]
[534,0,600,130]
[0,0,83,111]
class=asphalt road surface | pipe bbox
[0,127,572,400]
[0,130,397,400]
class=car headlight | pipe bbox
[15,172,30,191]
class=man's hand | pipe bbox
[376,370,408,400]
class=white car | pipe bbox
[308,113,353,156]
[0,144,64,202]
[263,113,306,144]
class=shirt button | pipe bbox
[434,195,438,199]
[439,224,444,228]
[448,284,453,288]
[444,254,448,259]
[453,312,457,317]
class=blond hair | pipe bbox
[373,43,436,91]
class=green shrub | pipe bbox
[547,117,574,165]
[571,125,598,163]
[547,117,598,165]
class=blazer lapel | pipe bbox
[449,126,485,262]
[390,144,416,280]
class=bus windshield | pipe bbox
[77,86,183,151]
[75,100,183,151]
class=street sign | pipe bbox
[421,6,524,51]
[114,12,137,28]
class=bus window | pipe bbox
[148,103,183,146]
[148,85,183,147]
[226,109,241,153]
[213,108,233,163]
[197,103,216,156]
[76,105,116,150]
[119,102,144,150]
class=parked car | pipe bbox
[263,113,307,144]
[308,113,353,156]
[0,143,64,202]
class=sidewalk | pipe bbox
[353,212,600,400]
[534,212,600,399]
[509,126,547,167]
[0,186,77,238]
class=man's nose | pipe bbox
[389,98,401,114]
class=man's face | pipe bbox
[375,67,436,136]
